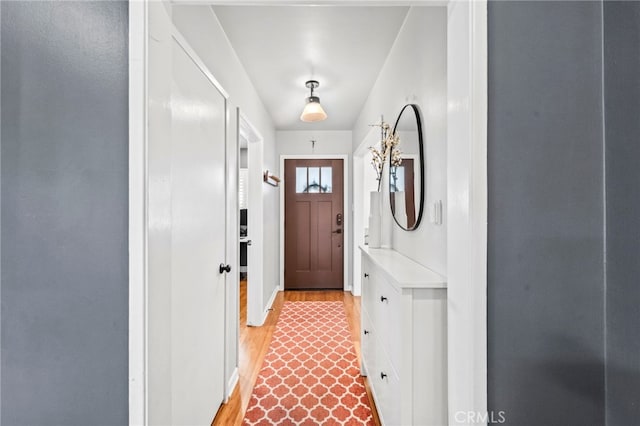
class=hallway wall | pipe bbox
[1,2,129,424]
[352,6,447,275]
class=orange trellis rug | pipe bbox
[242,301,375,425]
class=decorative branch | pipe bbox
[368,118,402,192]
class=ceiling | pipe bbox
[212,6,409,131]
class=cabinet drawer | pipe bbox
[361,257,377,310]
[372,346,401,426]
[374,279,402,372]
[360,307,376,377]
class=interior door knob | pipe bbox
[219,263,231,274]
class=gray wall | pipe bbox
[488,1,639,425]
[603,2,640,425]
[1,2,129,425]
[487,1,606,425]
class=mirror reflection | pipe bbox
[389,104,424,231]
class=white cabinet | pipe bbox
[360,246,448,426]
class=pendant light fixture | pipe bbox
[300,80,328,122]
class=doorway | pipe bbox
[237,111,264,326]
[130,2,488,425]
[238,118,250,330]
[284,158,344,290]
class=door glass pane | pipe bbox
[321,167,332,193]
[296,167,307,193]
[307,167,320,193]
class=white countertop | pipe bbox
[360,245,447,289]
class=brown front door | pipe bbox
[284,159,344,290]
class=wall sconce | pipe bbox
[300,80,327,122]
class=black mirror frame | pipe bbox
[389,103,425,231]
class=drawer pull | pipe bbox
[364,273,369,278]
[380,295,388,302]
[380,372,388,380]
[363,329,370,335]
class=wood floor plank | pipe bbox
[212,285,380,425]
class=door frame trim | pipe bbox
[237,110,266,327]
[446,1,488,424]
[279,155,349,292]
[130,1,487,424]
[128,1,147,423]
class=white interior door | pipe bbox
[170,37,227,425]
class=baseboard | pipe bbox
[260,285,279,325]
[225,367,239,402]
[360,356,368,377]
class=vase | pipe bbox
[381,188,393,247]
[368,191,382,248]
[393,191,407,229]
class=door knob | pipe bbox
[332,229,342,234]
[247,240,252,246]
[219,263,232,274]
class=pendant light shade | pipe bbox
[300,80,327,122]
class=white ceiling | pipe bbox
[212,6,409,131]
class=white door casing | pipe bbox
[238,111,265,327]
[130,1,488,424]
[447,1,488,424]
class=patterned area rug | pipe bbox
[242,301,374,425]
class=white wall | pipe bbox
[172,3,279,399]
[277,131,353,157]
[276,130,354,291]
[353,7,447,276]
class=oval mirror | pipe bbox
[389,104,424,231]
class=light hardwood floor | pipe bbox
[212,281,380,425]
